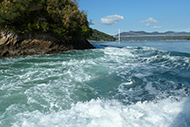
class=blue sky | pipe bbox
[79,0,190,35]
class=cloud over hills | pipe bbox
[101,15,124,25]
[140,17,158,26]
[152,26,163,29]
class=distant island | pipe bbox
[88,29,116,41]
[116,31,190,41]
[0,0,94,57]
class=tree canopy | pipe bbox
[0,0,91,39]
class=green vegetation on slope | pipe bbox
[88,29,116,41]
[186,36,190,40]
[0,0,91,39]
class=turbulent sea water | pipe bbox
[0,41,190,127]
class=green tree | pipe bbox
[0,0,91,39]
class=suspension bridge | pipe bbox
[110,29,124,42]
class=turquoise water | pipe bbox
[0,41,190,127]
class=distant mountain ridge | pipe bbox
[116,31,190,41]
[119,31,190,37]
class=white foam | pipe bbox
[103,47,134,57]
[12,97,190,127]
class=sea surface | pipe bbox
[0,40,190,127]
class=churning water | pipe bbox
[0,41,190,127]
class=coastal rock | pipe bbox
[0,31,94,57]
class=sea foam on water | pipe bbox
[12,98,190,127]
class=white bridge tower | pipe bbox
[118,29,121,41]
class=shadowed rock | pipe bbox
[0,31,94,57]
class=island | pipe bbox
[88,29,116,41]
[0,0,94,57]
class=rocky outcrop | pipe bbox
[0,31,94,57]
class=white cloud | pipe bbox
[101,15,124,25]
[146,22,150,26]
[140,17,158,26]
[152,26,163,29]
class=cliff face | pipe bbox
[0,31,94,57]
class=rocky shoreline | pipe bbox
[0,31,94,57]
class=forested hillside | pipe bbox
[0,0,91,39]
[0,0,94,57]
[88,29,116,41]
